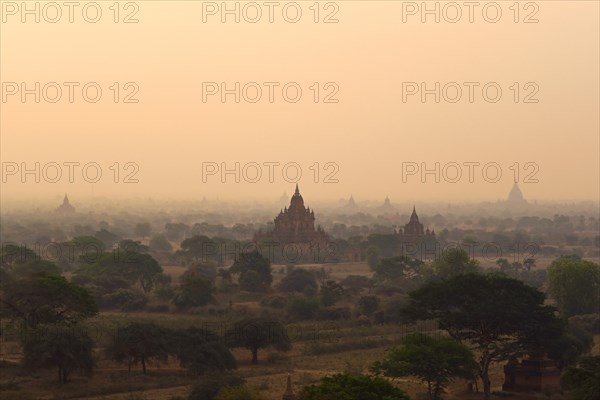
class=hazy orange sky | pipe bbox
[1,0,598,203]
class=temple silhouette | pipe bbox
[507,182,528,205]
[254,184,329,249]
[55,194,75,215]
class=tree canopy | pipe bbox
[403,273,563,400]
[225,318,291,364]
[22,324,94,384]
[371,333,478,400]
[548,255,600,318]
[229,250,272,288]
[299,372,410,400]
[1,273,98,328]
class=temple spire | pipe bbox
[294,183,300,196]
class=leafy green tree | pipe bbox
[0,273,97,329]
[171,327,236,374]
[371,333,478,400]
[278,268,317,294]
[404,273,563,400]
[548,255,600,318]
[173,275,213,310]
[561,356,600,400]
[299,372,410,400]
[105,322,168,374]
[320,280,345,306]
[180,235,217,263]
[225,318,291,364]
[230,250,272,288]
[433,248,480,279]
[22,325,94,384]
[84,251,163,293]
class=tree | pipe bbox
[239,270,264,292]
[299,373,410,400]
[172,327,236,374]
[22,324,94,384]
[118,239,149,254]
[548,255,600,318]
[433,248,480,279]
[165,222,190,242]
[320,280,345,306]
[173,275,213,310]
[561,356,600,400]
[12,259,61,277]
[403,273,563,400]
[105,322,169,374]
[287,296,320,320]
[366,245,380,270]
[85,251,164,293]
[225,318,291,364]
[278,268,318,294]
[180,235,217,263]
[149,234,173,252]
[374,256,424,283]
[371,333,478,400]
[94,229,120,248]
[229,250,272,288]
[0,273,97,329]
[357,295,380,316]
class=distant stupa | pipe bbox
[378,196,396,214]
[507,183,527,205]
[55,194,76,214]
[346,195,357,209]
